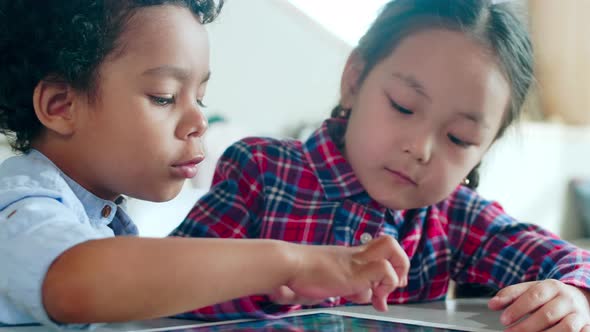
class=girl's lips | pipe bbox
[385,168,418,186]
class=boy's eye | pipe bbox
[197,99,207,108]
[448,134,472,148]
[390,99,413,114]
[149,95,175,106]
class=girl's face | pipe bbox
[341,29,510,210]
[62,5,210,201]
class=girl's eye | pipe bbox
[391,99,413,115]
[149,95,175,106]
[448,134,472,148]
[197,99,207,108]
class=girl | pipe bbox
[172,0,590,330]
[0,0,405,329]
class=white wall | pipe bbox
[204,0,352,136]
[478,122,590,239]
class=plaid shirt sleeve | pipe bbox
[446,186,590,291]
[171,139,299,320]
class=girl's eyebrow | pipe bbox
[142,65,211,84]
[392,72,431,102]
[457,111,489,128]
[391,72,490,129]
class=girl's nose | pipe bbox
[403,133,433,164]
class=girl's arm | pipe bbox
[449,186,590,289]
[447,186,590,331]
[43,235,406,324]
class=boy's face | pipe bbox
[69,5,210,201]
[341,29,510,210]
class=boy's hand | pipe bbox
[277,235,409,312]
[488,280,590,332]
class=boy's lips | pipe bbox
[172,156,205,167]
[171,155,205,179]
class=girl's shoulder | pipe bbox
[433,185,506,218]
[226,136,306,164]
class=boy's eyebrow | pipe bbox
[392,72,431,101]
[142,65,211,84]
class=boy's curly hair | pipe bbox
[0,0,223,153]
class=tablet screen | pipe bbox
[168,312,467,331]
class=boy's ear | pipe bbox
[32,79,79,136]
[340,50,365,109]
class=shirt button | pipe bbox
[101,205,112,218]
[360,232,373,244]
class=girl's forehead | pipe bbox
[374,29,510,131]
[387,29,494,64]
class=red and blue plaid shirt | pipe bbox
[171,118,590,321]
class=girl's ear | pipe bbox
[340,50,365,109]
[32,79,79,137]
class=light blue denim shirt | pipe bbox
[0,150,138,329]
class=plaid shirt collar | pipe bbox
[303,118,367,201]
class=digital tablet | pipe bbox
[136,310,486,332]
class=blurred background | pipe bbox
[1,0,589,242]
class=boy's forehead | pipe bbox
[107,5,210,74]
[115,5,207,55]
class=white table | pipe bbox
[0,298,503,332]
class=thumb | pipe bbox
[488,282,536,310]
[269,286,298,305]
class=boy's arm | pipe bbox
[0,197,294,326]
[44,234,405,324]
[42,236,301,323]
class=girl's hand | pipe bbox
[278,235,409,311]
[488,280,590,332]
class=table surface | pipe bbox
[0,298,504,332]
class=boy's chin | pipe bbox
[133,184,184,202]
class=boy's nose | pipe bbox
[177,107,208,140]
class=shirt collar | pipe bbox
[303,118,367,201]
[29,149,118,226]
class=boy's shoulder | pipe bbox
[0,151,73,210]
